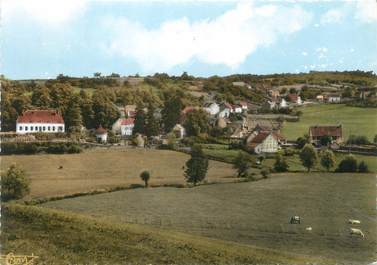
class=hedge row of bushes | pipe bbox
[1,142,83,155]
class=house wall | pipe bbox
[328,97,341,103]
[16,122,65,134]
[96,133,108,143]
[121,124,134,136]
[254,134,279,154]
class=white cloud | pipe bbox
[301,51,308,56]
[320,9,345,24]
[105,1,312,72]
[316,47,328,59]
[355,0,377,23]
[2,0,88,26]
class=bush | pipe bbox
[347,135,370,145]
[1,165,30,201]
[274,155,289,172]
[336,155,358,172]
[66,144,83,154]
[358,161,369,173]
[261,167,270,178]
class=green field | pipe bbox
[42,172,377,264]
[281,104,377,141]
[1,149,237,199]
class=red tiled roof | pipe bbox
[309,125,342,137]
[287,93,298,102]
[121,118,135,126]
[239,101,248,106]
[17,110,64,124]
[249,131,271,144]
[181,106,200,114]
[95,126,107,134]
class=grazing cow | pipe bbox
[348,219,361,225]
[58,166,63,169]
[306,227,312,231]
[290,216,301,224]
[350,228,365,238]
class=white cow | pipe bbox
[305,227,312,231]
[350,228,365,238]
[348,219,361,225]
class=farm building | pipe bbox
[204,102,220,116]
[172,124,186,139]
[16,109,65,134]
[327,94,341,103]
[246,131,282,154]
[309,125,343,145]
[287,94,303,105]
[120,118,135,136]
[95,126,108,143]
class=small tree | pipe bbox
[140,171,151,187]
[1,165,30,201]
[320,149,336,172]
[358,161,369,173]
[184,146,209,185]
[296,136,309,149]
[261,167,270,178]
[233,152,254,177]
[320,136,332,146]
[274,154,289,172]
[336,154,358,172]
[299,144,318,172]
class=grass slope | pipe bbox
[281,104,377,141]
[41,173,377,264]
[1,203,326,265]
[1,149,237,199]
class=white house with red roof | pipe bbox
[120,118,135,136]
[16,110,65,134]
[95,126,108,143]
[246,129,284,154]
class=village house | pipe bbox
[95,126,108,143]
[124,105,137,117]
[239,101,248,111]
[246,131,282,154]
[204,102,220,116]
[287,93,302,105]
[327,94,341,103]
[269,89,280,99]
[316,95,325,102]
[172,124,186,139]
[309,125,343,145]
[16,109,65,134]
[120,118,135,136]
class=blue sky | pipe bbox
[2,0,377,79]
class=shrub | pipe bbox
[336,154,358,172]
[320,149,336,172]
[66,144,83,154]
[274,155,289,172]
[347,135,370,145]
[358,161,369,173]
[1,165,30,201]
[299,144,318,172]
[233,152,254,177]
[140,171,151,187]
[261,167,270,178]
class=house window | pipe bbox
[48,126,51,131]
[30,126,33,131]
[58,126,63,132]
[25,126,28,131]
[39,126,42,131]
[35,126,38,131]
[52,126,56,131]
[19,126,23,131]
[43,126,46,131]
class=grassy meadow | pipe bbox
[42,172,376,264]
[281,104,377,141]
[1,148,237,199]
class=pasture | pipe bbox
[281,104,377,141]
[42,172,376,264]
[0,148,237,199]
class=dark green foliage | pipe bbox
[299,144,318,172]
[184,146,209,185]
[296,136,309,149]
[79,89,95,129]
[374,135,377,145]
[358,161,369,173]
[92,89,119,129]
[336,154,358,172]
[274,154,289,172]
[1,165,30,201]
[162,96,183,133]
[64,95,83,132]
[261,167,270,178]
[320,149,336,171]
[233,152,254,177]
[347,135,371,145]
[31,85,52,108]
[140,171,151,187]
[184,109,210,137]
[1,142,82,155]
[320,136,332,146]
[146,104,160,137]
[133,106,146,135]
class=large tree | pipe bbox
[79,89,95,129]
[233,151,253,177]
[299,144,318,172]
[92,89,119,128]
[184,146,209,185]
[162,96,183,133]
[146,104,160,137]
[64,95,83,132]
[274,154,289,172]
[133,105,146,135]
[1,165,30,201]
[320,149,336,171]
[31,85,51,108]
[184,109,210,137]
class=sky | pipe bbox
[1,0,377,79]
